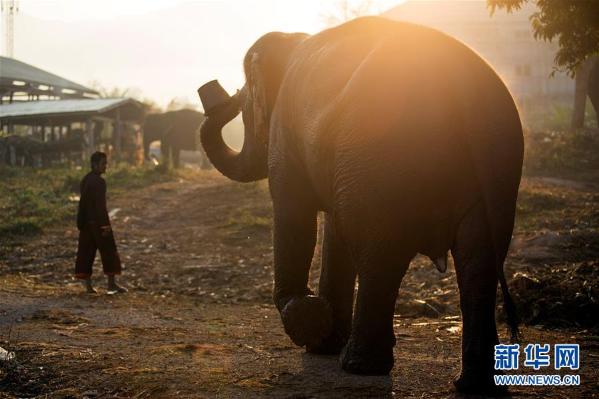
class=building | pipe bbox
[384,0,574,107]
[0,56,144,166]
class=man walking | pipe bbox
[75,151,127,294]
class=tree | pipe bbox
[87,80,160,113]
[488,0,599,128]
[166,96,198,112]
[488,0,599,74]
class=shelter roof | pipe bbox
[0,56,99,96]
[0,98,144,122]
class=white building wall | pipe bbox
[384,0,574,104]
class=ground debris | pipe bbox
[1,172,598,398]
[0,347,15,362]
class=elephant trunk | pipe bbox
[200,93,267,182]
[143,137,151,161]
[142,120,159,161]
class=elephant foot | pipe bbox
[340,338,394,375]
[281,295,332,348]
[453,371,508,396]
[306,331,348,355]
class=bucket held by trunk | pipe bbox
[198,80,232,116]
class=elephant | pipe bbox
[143,109,207,168]
[199,17,523,394]
[0,135,45,166]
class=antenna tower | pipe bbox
[1,0,19,58]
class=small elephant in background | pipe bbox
[200,17,523,394]
[143,109,208,168]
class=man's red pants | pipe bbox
[75,224,122,279]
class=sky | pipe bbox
[4,0,403,109]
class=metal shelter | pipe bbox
[0,56,99,103]
[0,98,145,166]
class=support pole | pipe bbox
[85,118,94,159]
[115,108,122,161]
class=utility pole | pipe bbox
[1,0,19,58]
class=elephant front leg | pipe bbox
[172,148,181,168]
[307,213,356,355]
[341,250,411,375]
[451,200,504,394]
[272,200,333,349]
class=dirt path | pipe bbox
[1,171,597,398]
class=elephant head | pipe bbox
[199,32,308,182]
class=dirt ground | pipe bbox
[1,170,597,398]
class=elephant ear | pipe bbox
[249,53,269,138]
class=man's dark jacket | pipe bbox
[77,171,110,230]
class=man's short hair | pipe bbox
[90,151,107,166]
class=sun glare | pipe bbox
[14,0,407,108]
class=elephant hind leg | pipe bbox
[451,200,506,395]
[340,243,412,375]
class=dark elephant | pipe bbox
[200,17,523,394]
[0,135,44,166]
[143,109,206,167]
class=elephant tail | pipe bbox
[498,266,519,342]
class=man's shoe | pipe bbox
[107,285,128,295]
